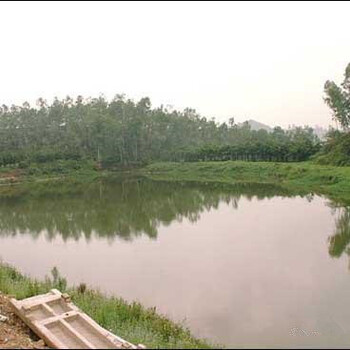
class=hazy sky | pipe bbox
[1,1,350,128]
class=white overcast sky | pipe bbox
[1,1,350,128]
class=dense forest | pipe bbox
[1,62,349,169]
[0,95,321,168]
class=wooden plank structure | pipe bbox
[10,289,145,349]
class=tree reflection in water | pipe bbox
[2,177,349,268]
[0,178,299,242]
[328,206,350,266]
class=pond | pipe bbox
[0,177,350,348]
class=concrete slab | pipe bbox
[10,289,144,349]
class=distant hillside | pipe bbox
[238,119,273,132]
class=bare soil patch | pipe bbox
[0,294,47,349]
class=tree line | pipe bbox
[0,94,321,168]
[1,61,349,168]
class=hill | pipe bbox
[238,119,273,132]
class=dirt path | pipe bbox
[0,293,47,349]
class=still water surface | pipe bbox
[1,178,350,348]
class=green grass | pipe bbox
[0,263,213,349]
[4,159,350,204]
[0,159,103,187]
[143,161,350,205]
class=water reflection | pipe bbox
[1,178,350,347]
[0,178,301,242]
[2,177,348,266]
[328,206,350,260]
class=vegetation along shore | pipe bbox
[0,263,213,349]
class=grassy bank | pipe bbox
[0,159,102,186]
[143,161,350,205]
[0,263,212,349]
[3,159,350,205]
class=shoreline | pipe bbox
[2,160,350,204]
[141,161,350,206]
[0,263,213,349]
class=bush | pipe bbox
[0,152,26,166]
